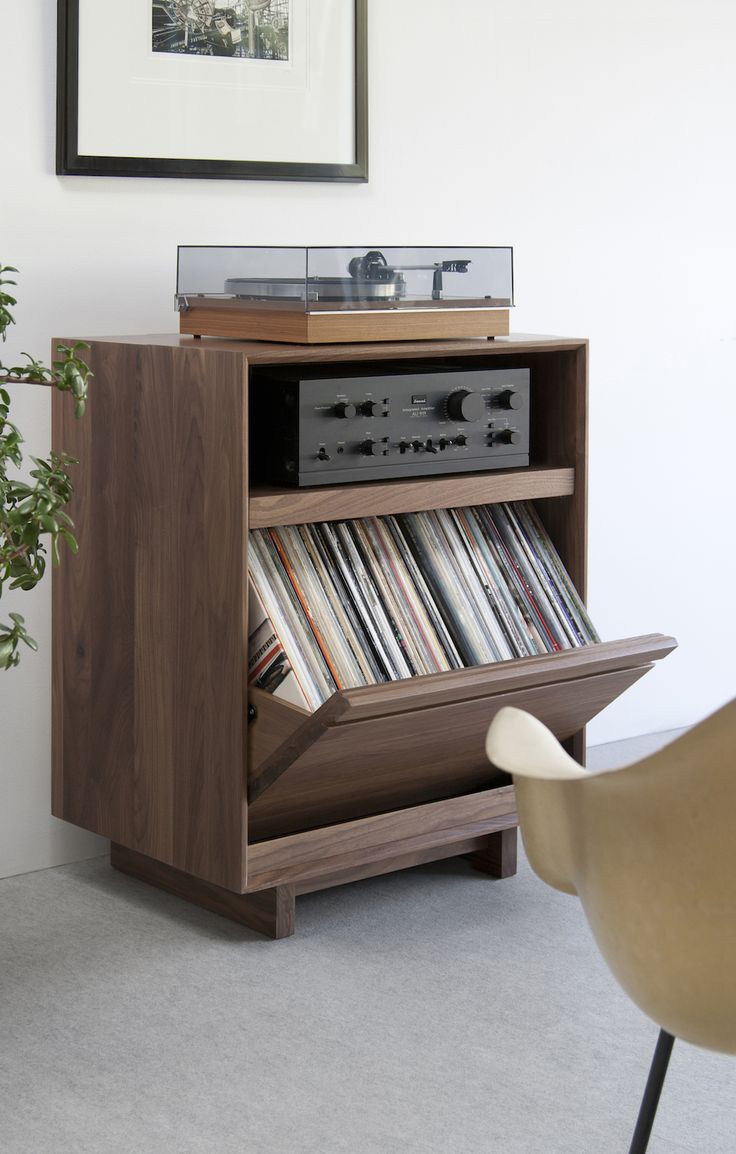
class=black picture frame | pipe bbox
[56,0,368,182]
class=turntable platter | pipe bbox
[224,276,406,303]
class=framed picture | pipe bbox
[56,0,368,182]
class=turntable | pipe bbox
[175,246,513,344]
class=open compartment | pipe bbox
[247,634,676,841]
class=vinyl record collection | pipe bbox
[248,502,600,712]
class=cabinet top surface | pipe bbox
[62,332,587,364]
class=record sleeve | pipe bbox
[247,581,311,710]
[383,516,463,670]
[351,519,432,676]
[303,524,385,684]
[515,503,600,644]
[450,507,533,658]
[335,521,415,680]
[432,508,514,662]
[250,530,338,708]
[362,517,453,675]
[249,535,328,711]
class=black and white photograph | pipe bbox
[152,0,290,61]
[57,0,366,180]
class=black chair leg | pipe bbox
[628,1029,676,1154]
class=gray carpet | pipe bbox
[1,733,734,1153]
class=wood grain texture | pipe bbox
[248,635,677,806]
[180,302,510,344]
[111,844,295,938]
[469,828,518,878]
[529,345,588,595]
[293,836,495,895]
[247,665,654,842]
[246,786,518,890]
[302,635,676,725]
[52,339,249,891]
[87,332,586,363]
[248,686,310,771]
[249,467,575,529]
[51,381,92,818]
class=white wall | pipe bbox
[2,0,736,878]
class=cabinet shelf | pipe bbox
[249,466,575,529]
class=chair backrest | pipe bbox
[486,697,736,1053]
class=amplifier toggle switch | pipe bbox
[438,436,451,450]
[411,439,424,453]
[316,447,331,461]
[425,438,439,454]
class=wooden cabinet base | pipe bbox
[110,826,518,940]
[468,828,518,878]
[111,844,296,940]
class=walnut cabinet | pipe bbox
[51,333,675,938]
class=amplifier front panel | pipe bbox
[252,368,530,487]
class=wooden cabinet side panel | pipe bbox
[530,344,588,596]
[52,340,248,891]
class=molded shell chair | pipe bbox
[485,698,736,1154]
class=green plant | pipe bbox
[0,263,92,670]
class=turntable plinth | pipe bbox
[178,300,511,344]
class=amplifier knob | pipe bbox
[454,433,468,447]
[316,447,331,461]
[495,389,523,410]
[360,438,381,456]
[334,402,357,419]
[361,400,381,417]
[491,429,522,445]
[446,389,484,422]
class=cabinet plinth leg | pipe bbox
[468,827,518,878]
[110,844,295,939]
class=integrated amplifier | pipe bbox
[250,367,530,487]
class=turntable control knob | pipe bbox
[492,429,522,445]
[334,402,357,419]
[360,438,381,456]
[446,389,484,422]
[361,400,381,417]
[496,389,523,411]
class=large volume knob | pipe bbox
[446,389,484,422]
